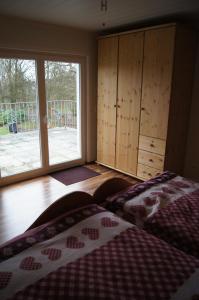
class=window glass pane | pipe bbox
[45,61,81,165]
[0,58,41,177]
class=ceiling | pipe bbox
[0,0,199,32]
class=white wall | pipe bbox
[0,15,97,162]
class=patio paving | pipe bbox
[0,127,80,177]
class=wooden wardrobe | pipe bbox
[97,23,196,180]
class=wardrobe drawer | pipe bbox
[137,164,162,180]
[138,150,164,170]
[139,135,166,155]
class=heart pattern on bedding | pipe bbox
[82,228,99,240]
[41,248,62,261]
[101,217,119,227]
[20,256,42,270]
[0,272,12,289]
[66,236,85,249]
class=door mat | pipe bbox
[50,166,100,185]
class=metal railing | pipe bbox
[0,100,77,133]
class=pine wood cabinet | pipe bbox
[140,27,175,140]
[116,32,144,174]
[97,23,196,180]
[97,36,118,167]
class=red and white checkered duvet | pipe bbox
[1,203,199,300]
[144,188,199,258]
[105,172,199,258]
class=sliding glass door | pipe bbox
[44,61,81,166]
[0,55,84,183]
[0,58,41,177]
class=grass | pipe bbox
[0,122,38,136]
[0,126,9,135]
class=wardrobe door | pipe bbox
[140,26,175,140]
[97,37,118,167]
[115,32,144,174]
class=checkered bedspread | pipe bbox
[1,204,199,300]
[105,172,199,257]
[144,188,199,258]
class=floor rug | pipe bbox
[50,166,100,185]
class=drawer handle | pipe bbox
[150,144,154,147]
[149,159,153,162]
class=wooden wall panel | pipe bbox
[140,26,175,139]
[97,37,118,167]
[115,32,144,175]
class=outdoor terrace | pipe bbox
[0,100,79,177]
[0,128,79,177]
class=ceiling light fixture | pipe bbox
[101,0,107,12]
[100,0,108,27]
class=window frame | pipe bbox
[0,49,86,187]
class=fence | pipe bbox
[0,100,77,133]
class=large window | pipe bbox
[0,55,84,183]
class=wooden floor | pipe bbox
[0,163,139,245]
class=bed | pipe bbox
[93,171,199,259]
[1,189,199,299]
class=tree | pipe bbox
[0,59,78,104]
[45,61,77,101]
[0,59,36,103]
